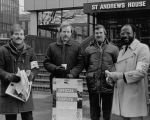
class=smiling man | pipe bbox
[84,24,119,120]
[11,24,25,48]
[0,24,39,120]
[105,24,150,120]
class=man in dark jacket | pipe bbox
[85,24,119,120]
[0,24,39,120]
[43,22,84,92]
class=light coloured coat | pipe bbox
[112,39,150,117]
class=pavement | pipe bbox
[0,91,90,120]
[0,91,150,120]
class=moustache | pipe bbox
[96,36,101,39]
[63,35,69,38]
[121,36,134,46]
[16,37,22,40]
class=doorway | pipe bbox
[96,10,150,47]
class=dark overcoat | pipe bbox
[43,38,84,91]
[0,42,37,114]
[43,38,84,78]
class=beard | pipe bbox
[121,36,134,46]
[61,35,71,43]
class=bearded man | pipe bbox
[105,24,150,120]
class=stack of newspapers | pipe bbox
[5,69,32,102]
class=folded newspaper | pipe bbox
[5,69,32,102]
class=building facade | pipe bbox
[24,0,150,45]
[84,0,150,47]
[0,0,19,38]
[25,0,104,42]
[19,13,30,35]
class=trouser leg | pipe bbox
[21,111,33,120]
[5,114,17,120]
[89,92,100,120]
[101,92,113,120]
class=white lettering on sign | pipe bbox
[92,4,98,10]
[128,1,146,8]
[57,97,77,102]
[57,88,77,93]
[100,3,125,9]
[91,1,147,11]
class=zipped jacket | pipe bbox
[85,40,119,93]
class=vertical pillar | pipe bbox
[93,13,95,34]
[30,12,37,35]
[61,9,63,23]
[89,15,93,36]
[87,14,90,36]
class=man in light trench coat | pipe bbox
[105,24,150,120]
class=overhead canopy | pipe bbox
[38,24,60,32]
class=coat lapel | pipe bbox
[117,48,134,62]
[117,39,139,62]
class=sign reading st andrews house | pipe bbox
[83,0,150,13]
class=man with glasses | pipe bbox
[105,24,150,120]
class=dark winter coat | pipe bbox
[85,40,119,93]
[43,38,84,78]
[0,42,38,114]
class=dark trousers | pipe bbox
[89,92,113,120]
[5,111,33,120]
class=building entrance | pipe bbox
[83,0,150,47]
[96,10,150,47]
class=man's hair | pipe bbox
[59,22,73,33]
[122,24,137,33]
[10,24,24,35]
[95,24,107,35]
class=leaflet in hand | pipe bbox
[5,69,32,102]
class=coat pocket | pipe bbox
[0,81,8,97]
[86,76,97,92]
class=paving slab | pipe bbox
[0,91,90,120]
[0,91,149,120]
